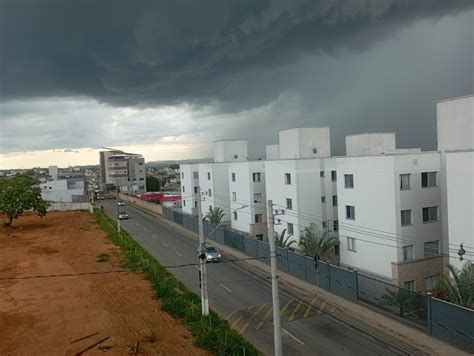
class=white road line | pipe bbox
[152,234,158,239]
[282,328,305,345]
[162,242,168,247]
[175,251,183,257]
[193,265,200,271]
[135,222,140,226]
[219,284,232,293]
[143,228,148,232]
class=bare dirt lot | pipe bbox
[0,211,210,356]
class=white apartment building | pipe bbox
[180,164,200,215]
[337,132,443,292]
[99,149,146,194]
[228,161,267,240]
[41,167,85,203]
[437,95,474,270]
[265,128,338,246]
[199,162,233,222]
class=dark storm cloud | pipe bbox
[1,0,472,108]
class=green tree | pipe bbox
[298,222,339,259]
[381,288,414,317]
[0,176,49,227]
[274,229,296,248]
[146,176,161,192]
[204,206,225,226]
[435,262,474,309]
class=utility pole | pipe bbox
[197,187,209,316]
[116,184,121,234]
[267,200,283,356]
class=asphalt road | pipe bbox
[102,200,424,356]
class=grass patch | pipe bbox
[94,210,260,356]
[96,253,110,262]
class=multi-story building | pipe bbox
[228,161,267,240]
[265,128,338,246]
[437,95,474,270]
[336,133,443,292]
[40,166,85,203]
[99,149,146,195]
[180,164,200,215]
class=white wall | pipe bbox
[199,163,231,222]
[266,145,280,160]
[346,133,396,156]
[180,164,199,215]
[228,161,266,234]
[48,165,58,180]
[445,151,474,270]
[41,180,84,203]
[279,128,331,159]
[214,140,248,163]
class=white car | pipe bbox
[118,201,125,206]
[118,212,129,220]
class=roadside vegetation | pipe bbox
[204,206,226,226]
[94,209,259,356]
[435,262,474,309]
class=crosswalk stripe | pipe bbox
[256,306,273,330]
[240,322,250,334]
[331,305,336,313]
[317,301,326,315]
[254,303,266,316]
[289,298,304,321]
[226,310,238,320]
[304,297,317,318]
[231,315,243,328]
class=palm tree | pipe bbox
[435,262,474,309]
[298,223,339,259]
[381,288,414,317]
[204,206,226,226]
[274,229,296,249]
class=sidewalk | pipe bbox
[132,204,469,356]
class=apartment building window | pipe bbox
[287,223,294,235]
[139,186,145,190]
[208,189,212,197]
[194,186,198,193]
[139,178,144,181]
[234,211,238,220]
[255,214,263,223]
[402,245,413,262]
[193,172,199,179]
[254,193,262,203]
[320,171,325,178]
[313,148,318,154]
[401,209,412,226]
[207,172,211,180]
[231,173,236,182]
[182,186,185,193]
[322,221,327,229]
[425,276,438,291]
[321,196,326,203]
[422,206,438,223]
[347,237,356,252]
[400,174,411,190]
[253,172,261,182]
[345,205,355,220]
[286,198,293,210]
[424,240,440,257]
[331,171,337,182]
[344,174,354,188]
[403,280,415,292]
[421,172,437,188]
[232,192,237,201]
[195,201,197,208]
[285,173,291,185]
[256,234,264,241]
[115,163,120,166]
[333,220,339,231]
[234,154,238,159]
[332,195,338,207]
[209,205,212,210]
[138,162,143,166]
[181,172,184,178]
[183,200,186,207]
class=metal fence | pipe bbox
[161,207,472,351]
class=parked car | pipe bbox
[118,212,129,220]
[203,246,221,263]
[117,201,125,206]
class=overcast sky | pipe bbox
[0,0,473,169]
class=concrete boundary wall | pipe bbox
[118,193,163,215]
[47,202,93,213]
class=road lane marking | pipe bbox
[282,328,305,345]
[304,297,317,318]
[256,306,273,330]
[225,310,238,320]
[289,298,304,321]
[331,305,336,313]
[280,299,293,316]
[253,303,266,316]
[135,222,140,226]
[231,315,243,328]
[143,227,148,232]
[317,301,326,316]
[240,322,250,334]
[162,242,168,247]
[175,251,183,257]
[152,234,158,239]
[193,265,200,271]
[219,284,232,293]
